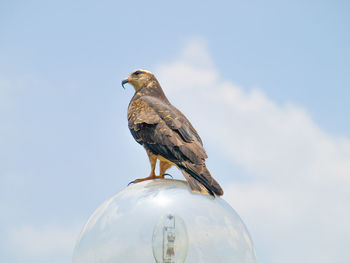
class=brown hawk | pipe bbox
[122,69,223,197]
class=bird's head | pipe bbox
[122,69,156,91]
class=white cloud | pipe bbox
[9,224,80,258]
[156,38,350,263]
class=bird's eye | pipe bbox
[133,71,142,76]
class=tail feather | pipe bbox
[179,163,224,197]
[182,171,212,195]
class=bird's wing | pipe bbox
[128,96,207,164]
[128,96,223,196]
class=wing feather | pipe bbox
[128,97,207,162]
[128,97,223,196]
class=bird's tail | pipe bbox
[179,163,224,197]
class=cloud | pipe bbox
[9,223,80,260]
[156,38,350,263]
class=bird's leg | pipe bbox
[128,151,162,185]
[147,150,157,179]
[159,161,173,178]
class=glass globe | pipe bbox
[72,179,257,263]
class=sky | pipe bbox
[1,0,350,262]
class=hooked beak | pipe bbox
[121,79,129,89]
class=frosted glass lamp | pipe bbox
[72,179,257,263]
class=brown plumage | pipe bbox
[122,69,223,197]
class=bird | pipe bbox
[122,69,223,197]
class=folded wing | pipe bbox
[128,96,223,196]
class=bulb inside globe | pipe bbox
[152,214,189,263]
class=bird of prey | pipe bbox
[122,69,223,197]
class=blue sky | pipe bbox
[1,1,350,263]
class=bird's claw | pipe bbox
[127,174,172,186]
[128,179,142,186]
[127,180,135,186]
[163,173,173,179]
